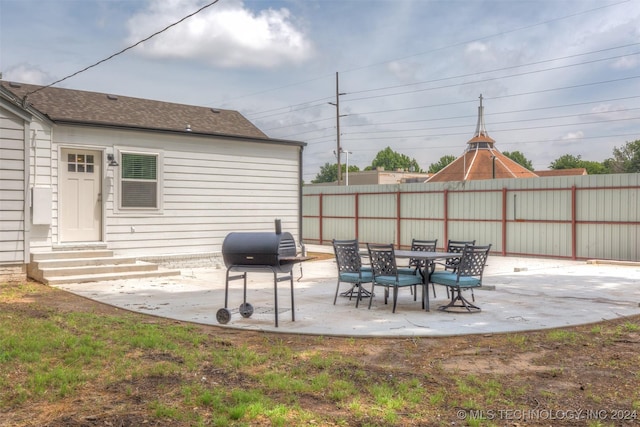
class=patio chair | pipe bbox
[433,239,475,298]
[430,244,491,313]
[332,239,373,307]
[367,243,427,313]
[438,239,476,272]
[397,239,438,298]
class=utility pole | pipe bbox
[342,149,352,186]
[328,72,346,185]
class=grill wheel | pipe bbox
[239,302,254,318]
[216,307,232,324]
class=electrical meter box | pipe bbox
[32,187,52,225]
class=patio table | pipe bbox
[393,250,462,311]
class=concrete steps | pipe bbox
[28,249,181,285]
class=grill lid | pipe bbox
[222,231,297,269]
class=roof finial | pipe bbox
[474,93,488,138]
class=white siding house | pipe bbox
[0,92,32,274]
[0,81,305,279]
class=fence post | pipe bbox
[443,189,449,246]
[571,185,577,260]
[319,193,324,245]
[396,191,401,248]
[355,193,359,241]
[502,187,507,256]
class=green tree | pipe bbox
[581,161,608,175]
[604,139,640,173]
[428,155,456,174]
[311,162,360,184]
[366,147,423,172]
[502,150,534,171]
[550,154,583,170]
[549,154,607,175]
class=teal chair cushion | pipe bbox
[374,274,423,287]
[339,271,373,283]
[361,266,373,272]
[430,271,481,288]
[397,267,418,276]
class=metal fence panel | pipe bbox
[400,191,443,247]
[507,222,572,257]
[323,218,357,242]
[359,219,397,245]
[322,194,355,217]
[304,217,320,241]
[577,224,639,260]
[303,174,640,261]
[360,193,396,218]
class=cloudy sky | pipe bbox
[2,0,639,181]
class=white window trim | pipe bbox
[114,148,164,214]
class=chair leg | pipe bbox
[368,283,375,309]
[355,283,363,308]
[438,287,480,313]
[334,280,340,305]
[339,283,360,299]
[425,266,437,299]
[392,287,398,313]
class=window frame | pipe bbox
[114,149,163,213]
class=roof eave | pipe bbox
[467,135,496,144]
[54,119,307,147]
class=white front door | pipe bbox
[60,149,102,242]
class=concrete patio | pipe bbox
[53,247,640,337]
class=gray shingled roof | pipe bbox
[0,80,268,139]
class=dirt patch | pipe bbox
[3,273,640,426]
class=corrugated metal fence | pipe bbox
[302,173,640,261]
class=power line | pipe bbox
[234,0,631,111]
[341,0,632,75]
[248,98,333,120]
[298,114,639,145]
[250,46,639,129]
[343,107,640,136]
[349,96,640,129]
[277,81,640,140]
[307,132,640,153]
[336,116,640,142]
[271,95,640,134]
[22,0,221,101]
[345,52,640,104]
[345,43,640,97]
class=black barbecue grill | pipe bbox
[216,220,310,327]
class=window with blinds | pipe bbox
[121,153,158,208]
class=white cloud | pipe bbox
[587,103,638,122]
[465,41,488,54]
[611,55,639,70]
[127,0,314,68]
[3,63,52,85]
[386,60,422,83]
[561,131,585,141]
